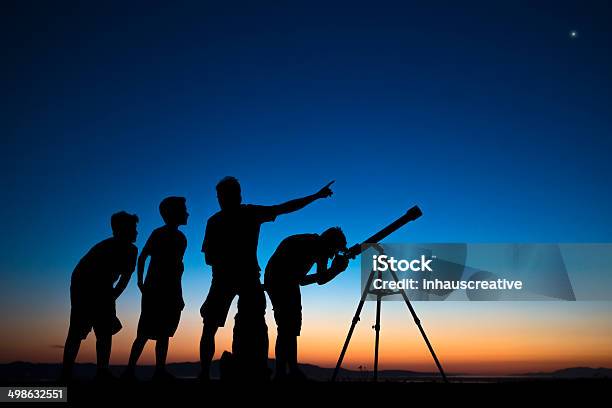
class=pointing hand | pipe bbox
[316,180,335,199]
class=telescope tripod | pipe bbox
[331,246,448,383]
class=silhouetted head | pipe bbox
[160,196,189,226]
[111,211,139,243]
[216,176,242,211]
[321,227,347,259]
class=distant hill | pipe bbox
[0,360,438,382]
[1,361,610,382]
[522,367,612,379]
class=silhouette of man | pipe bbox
[123,197,188,381]
[60,211,139,382]
[199,177,334,380]
[264,227,349,380]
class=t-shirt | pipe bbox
[142,225,187,295]
[264,234,325,288]
[202,204,279,278]
[71,237,138,300]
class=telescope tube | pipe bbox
[346,205,423,258]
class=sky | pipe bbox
[1,0,611,375]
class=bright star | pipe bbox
[570,30,578,38]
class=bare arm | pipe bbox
[113,273,131,299]
[301,259,327,286]
[301,255,349,286]
[136,249,149,292]
[301,275,318,285]
[113,247,138,299]
[202,219,215,266]
[274,181,335,216]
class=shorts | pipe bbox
[200,278,266,328]
[266,284,302,336]
[137,289,184,339]
[68,300,121,340]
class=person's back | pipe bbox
[264,233,323,290]
[203,204,276,282]
[71,237,137,303]
[143,225,187,303]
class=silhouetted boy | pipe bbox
[61,211,139,382]
[264,227,349,380]
[123,197,188,381]
[199,177,335,380]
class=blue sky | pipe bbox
[1,1,611,367]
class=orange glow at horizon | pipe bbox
[3,300,612,375]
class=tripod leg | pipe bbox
[331,268,376,382]
[373,291,382,382]
[389,268,449,383]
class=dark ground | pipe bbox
[1,362,610,405]
[1,378,610,406]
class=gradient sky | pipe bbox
[1,1,611,374]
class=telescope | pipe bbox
[339,205,423,259]
[332,204,448,383]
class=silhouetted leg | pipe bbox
[234,282,269,380]
[200,324,218,378]
[155,337,169,372]
[274,331,287,377]
[61,331,81,380]
[287,335,299,374]
[95,333,112,375]
[125,336,147,374]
